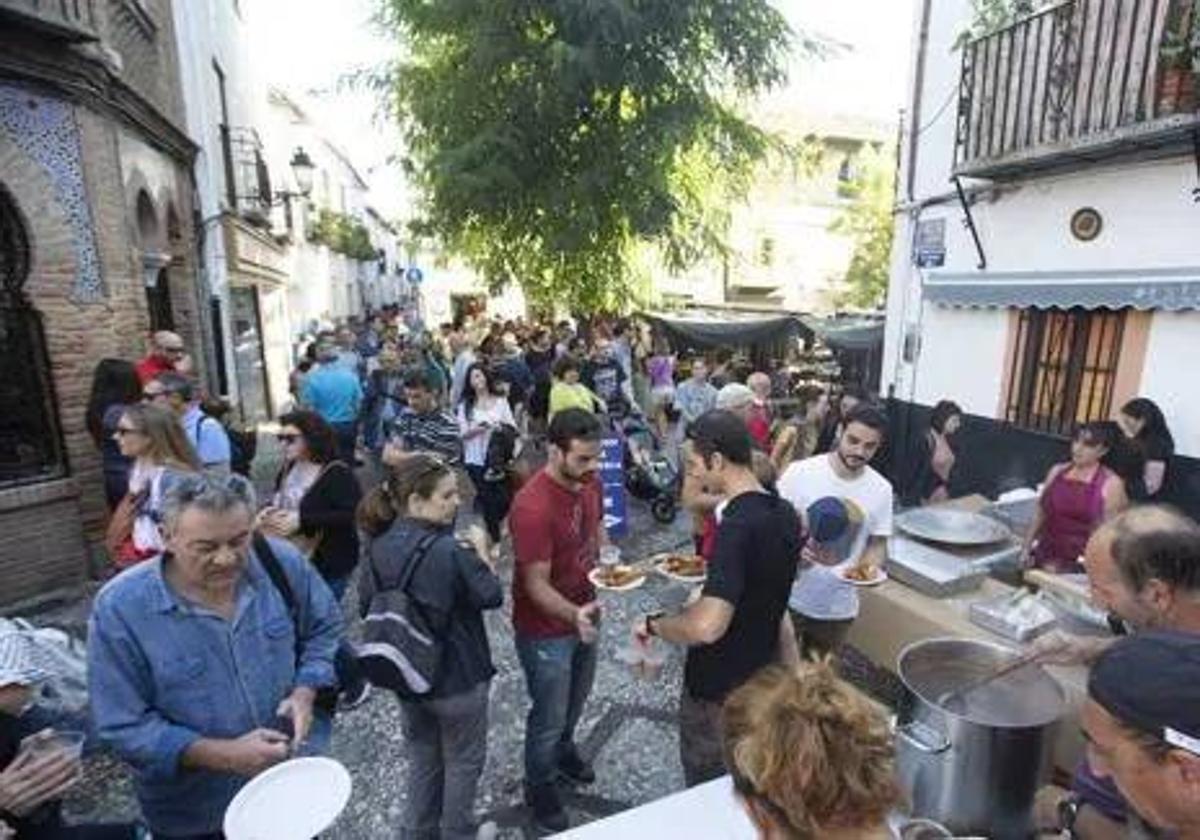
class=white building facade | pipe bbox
[884,0,1200,506]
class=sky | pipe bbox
[249,0,917,218]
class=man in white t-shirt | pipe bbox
[777,403,893,660]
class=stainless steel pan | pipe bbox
[896,508,1012,546]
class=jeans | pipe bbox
[398,681,491,840]
[678,691,726,788]
[329,420,358,466]
[464,464,511,543]
[325,575,366,700]
[515,634,597,788]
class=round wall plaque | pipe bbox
[1070,207,1103,242]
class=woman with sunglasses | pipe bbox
[258,410,363,596]
[1022,421,1129,574]
[86,358,143,510]
[358,453,502,840]
[111,403,200,567]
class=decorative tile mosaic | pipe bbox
[0,85,106,302]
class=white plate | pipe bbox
[224,757,352,840]
[838,567,889,587]
[588,566,648,592]
[649,553,707,584]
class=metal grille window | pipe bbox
[1005,307,1125,435]
[0,184,67,485]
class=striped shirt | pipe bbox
[389,407,463,465]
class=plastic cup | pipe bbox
[24,729,85,761]
[599,545,621,567]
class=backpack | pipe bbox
[484,423,519,477]
[357,532,444,698]
[195,412,257,476]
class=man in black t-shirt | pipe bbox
[633,410,802,787]
[580,335,628,416]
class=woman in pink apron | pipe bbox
[1023,422,1129,574]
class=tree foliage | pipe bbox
[830,144,895,310]
[308,208,379,261]
[375,0,796,312]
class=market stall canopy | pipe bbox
[640,310,813,348]
[801,315,885,351]
[924,267,1200,310]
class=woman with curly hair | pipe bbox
[722,661,900,839]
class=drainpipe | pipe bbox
[906,0,934,203]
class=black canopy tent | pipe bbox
[639,310,814,367]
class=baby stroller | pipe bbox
[616,412,679,524]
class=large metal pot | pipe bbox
[895,638,1066,839]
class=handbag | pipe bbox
[253,533,340,715]
[357,532,444,699]
[104,488,148,564]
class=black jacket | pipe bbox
[359,519,503,698]
[283,460,363,580]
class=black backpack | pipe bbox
[484,423,519,475]
[357,533,444,699]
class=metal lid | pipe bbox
[895,508,1012,546]
[898,637,1066,728]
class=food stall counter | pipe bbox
[552,777,755,839]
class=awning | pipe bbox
[640,310,813,348]
[924,267,1200,311]
[801,316,885,351]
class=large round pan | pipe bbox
[896,508,1012,546]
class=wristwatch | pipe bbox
[645,611,665,637]
[1057,794,1083,838]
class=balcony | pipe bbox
[954,0,1200,179]
[0,0,98,41]
[220,125,273,228]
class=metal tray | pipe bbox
[896,508,1013,546]
[886,536,988,598]
[969,592,1058,642]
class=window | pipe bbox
[0,184,66,485]
[1005,308,1125,435]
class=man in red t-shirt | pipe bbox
[135,331,190,385]
[509,407,604,833]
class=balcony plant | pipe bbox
[1158,0,1199,114]
[306,208,378,261]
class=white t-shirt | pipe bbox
[778,453,894,620]
[457,397,515,466]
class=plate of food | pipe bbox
[589,564,648,592]
[838,564,888,587]
[652,553,708,583]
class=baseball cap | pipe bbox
[0,632,51,688]
[716,383,754,411]
[1089,630,1200,755]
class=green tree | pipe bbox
[830,144,895,310]
[375,0,801,312]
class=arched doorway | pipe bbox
[136,189,174,330]
[0,182,66,484]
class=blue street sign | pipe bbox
[600,435,623,482]
[405,266,424,285]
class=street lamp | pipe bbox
[288,147,315,198]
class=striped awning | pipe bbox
[924,267,1200,311]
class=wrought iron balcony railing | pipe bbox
[0,0,98,41]
[954,0,1200,178]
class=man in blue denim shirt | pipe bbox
[88,473,342,839]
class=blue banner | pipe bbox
[600,434,627,537]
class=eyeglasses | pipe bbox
[163,346,186,356]
[114,426,142,437]
[143,391,166,400]
[276,433,300,444]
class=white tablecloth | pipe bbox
[552,776,756,839]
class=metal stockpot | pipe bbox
[895,638,1066,839]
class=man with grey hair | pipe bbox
[154,372,232,475]
[88,473,342,839]
[1033,504,1200,838]
[136,330,192,385]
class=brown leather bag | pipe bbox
[104,487,148,560]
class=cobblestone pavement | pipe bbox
[50,440,705,839]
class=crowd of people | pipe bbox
[2,309,1198,840]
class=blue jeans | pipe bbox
[515,634,597,788]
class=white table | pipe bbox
[552,777,756,839]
